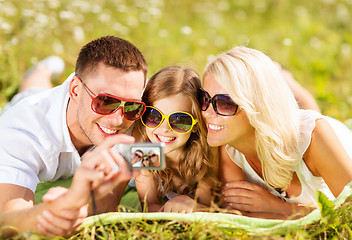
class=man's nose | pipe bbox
[106,107,124,126]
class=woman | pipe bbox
[199,46,352,219]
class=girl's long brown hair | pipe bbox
[136,66,221,203]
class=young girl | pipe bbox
[199,46,352,219]
[135,66,221,213]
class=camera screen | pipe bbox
[113,143,165,170]
[130,147,161,168]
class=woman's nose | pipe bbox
[202,103,217,118]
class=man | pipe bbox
[131,149,143,165]
[0,36,148,237]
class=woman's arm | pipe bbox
[223,180,314,219]
[218,145,246,209]
[305,118,352,196]
[135,171,162,212]
[220,145,313,218]
[219,145,246,183]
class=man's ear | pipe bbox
[69,76,80,102]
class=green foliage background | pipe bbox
[1,0,352,120]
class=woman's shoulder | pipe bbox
[296,109,324,157]
[303,112,352,174]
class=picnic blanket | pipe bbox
[82,181,352,235]
[35,179,352,235]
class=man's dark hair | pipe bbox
[135,149,143,154]
[75,36,148,82]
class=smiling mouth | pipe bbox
[99,125,118,135]
[208,123,226,131]
[156,134,176,143]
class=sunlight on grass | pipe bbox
[14,196,352,239]
[0,0,352,120]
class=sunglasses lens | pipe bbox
[199,89,210,111]
[169,112,193,133]
[214,95,238,116]
[92,95,122,115]
[142,107,162,128]
[124,102,145,120]
[92,95,145,120]
[133,153,142,159]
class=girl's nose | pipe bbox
[157,118,172,132]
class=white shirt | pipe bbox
[226,109,352,207]
[0,73,81,193]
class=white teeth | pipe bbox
[157,135,176,143]
[101,126,118,134]
[208,124,226,131]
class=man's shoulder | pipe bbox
[0,82,71,153]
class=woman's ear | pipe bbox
[69,76,81,102]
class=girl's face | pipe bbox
[201,74,254,147]
[145,93,193,156]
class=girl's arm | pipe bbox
[135,170,162,212]
[305,118,352,196]
[161,182,210,213]
[162,146,246,213]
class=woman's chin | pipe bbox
[207,136,223,147]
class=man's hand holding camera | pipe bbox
[37,134,139,237]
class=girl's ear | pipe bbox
[192,124,198,133]
[69,76,81,102]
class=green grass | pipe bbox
[1,0,352,120]
[10,195,352,239]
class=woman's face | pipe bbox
[145,93,193,155]
[201,74,254,147]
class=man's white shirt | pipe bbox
[0,73,81,193]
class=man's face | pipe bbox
[131,150,143,164]
[69,63,145,151]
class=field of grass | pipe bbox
[1,0,352,239]
[1,0,352,120]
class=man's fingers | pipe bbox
[110,148,131,173]
[78,205,89,218]
[95,134,135,152]
[81,134,135,177]
[58,205,88,220]
[72,167,105,190]
[37,211,67,236]
[43,210,76,230]
[42,187,68,203]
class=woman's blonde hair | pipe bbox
[136,66,221,201]
[203,47,301,190]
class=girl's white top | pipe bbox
[226,109,352,207]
